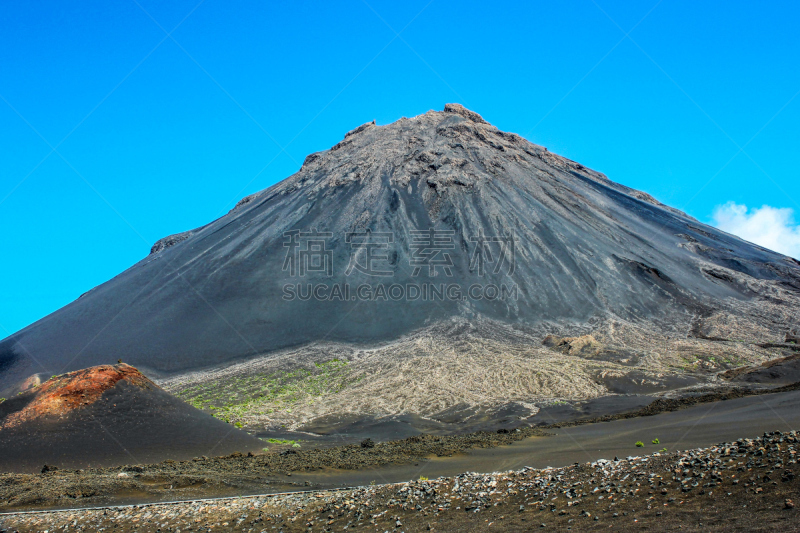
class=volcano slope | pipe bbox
[0,364,263,473]
[1,104,799,435]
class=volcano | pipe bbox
[2,104,799,433]
[0,364,263,473]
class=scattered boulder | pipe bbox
[543,335,603,357]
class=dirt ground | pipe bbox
[2,430,800,532]
[1,382,799,515]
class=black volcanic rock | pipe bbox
[1,105,799,393]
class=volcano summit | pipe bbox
[2,104,799,434]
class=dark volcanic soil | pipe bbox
[0,364,263,473]
[0,428,550,510]
[278,395,657,447]
[2,430,800,532]
[721,353,800,386]
[2,382,800,512]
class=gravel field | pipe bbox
[2,430,799,532]
[3,383,800,514]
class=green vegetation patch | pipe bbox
[174,359,358,427]
[265,438,300,445]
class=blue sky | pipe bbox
[1,0,799,335]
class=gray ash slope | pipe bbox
[2,104,799,399]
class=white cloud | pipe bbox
[711,202,800,259]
